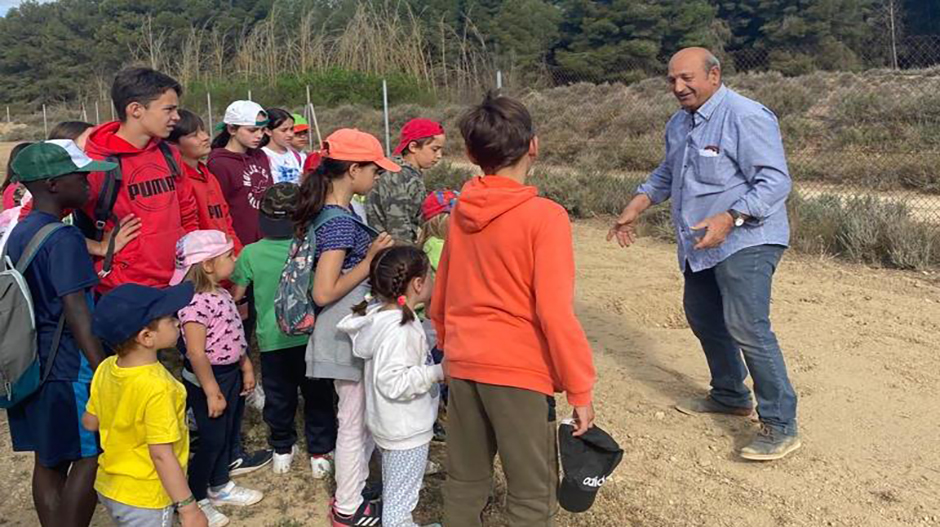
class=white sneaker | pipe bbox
[208,480,264,507]
[310,451,334,479]
[273,445,296,475]
[197,499,230,527]
[425,459,443,476]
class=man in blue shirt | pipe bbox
[6,140,112,526]
[608,47,799,461]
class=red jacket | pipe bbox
[83,122,199,292]
[180,161,243,253]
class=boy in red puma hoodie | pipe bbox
[81,68,198,293]
[430,93,597,527]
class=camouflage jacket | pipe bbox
[366,156,426,244]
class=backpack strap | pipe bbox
[13,222,68,385]
[94,155,123,278]
[158,141,180,178]
[15,223,67,274]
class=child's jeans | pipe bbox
[262,346,337,455]
[184,363,243,501]
[333,379,375,515]
[381,443,431,527]
[99,493,175,527]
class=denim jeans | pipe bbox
[683,244,798,436]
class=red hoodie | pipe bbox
[430,176,596,406]
[179,161,243,253]
[82,122,199,292]
[207,148,273,245]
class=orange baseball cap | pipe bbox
[323,129,401,172]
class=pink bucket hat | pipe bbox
[169,230,234,286]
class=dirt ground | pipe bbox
[1,217,939,526]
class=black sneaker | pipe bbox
[361,481,383,501]
[229,449,274,476]
[433,421,446,442]
[330,497,382,527]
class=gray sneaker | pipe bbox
[739,426,802,461]
[675,396,754,417]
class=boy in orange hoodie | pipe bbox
[430,93,597,527]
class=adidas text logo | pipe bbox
[582,475,608,488]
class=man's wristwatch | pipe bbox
[728,209,747,228]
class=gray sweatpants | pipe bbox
[381,443,431,527]
[99,493,175,527]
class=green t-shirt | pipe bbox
[423,236,444,272]
[231,238,309,352]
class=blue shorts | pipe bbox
[7,380,100,468]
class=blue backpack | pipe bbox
[0,223,67,408]
[275,208,377,336]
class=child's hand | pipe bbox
[207,391,227,418]
[179,503,208,527]
[367,233,395,260]
[241,368,256,395]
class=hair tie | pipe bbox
[364,293,374,303]
[397,296,407,307]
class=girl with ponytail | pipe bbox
[338,245,443,527]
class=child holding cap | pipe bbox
[431,94,597,525]
[171,230,263,525]
[84,282,208,527]
[366,118,445,244]
[232,183,338,479]
[4,140,112,527]
[208,101,274,246]
[293,128,397,526]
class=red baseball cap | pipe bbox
[422,189,460,222]
[323,129,400,172]
[393,119,445,156]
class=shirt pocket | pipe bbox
[693,151,732,187]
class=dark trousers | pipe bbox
[444,379,558,527]
[230,289,257,459]
[185,363,243,500]
[683,244,798,435]
[261,346,337,455]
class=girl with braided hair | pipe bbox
[338,245,444,527]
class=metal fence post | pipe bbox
[207,92,213,133]
[382,79,390,156]
[95,101,100,124]
[42,104,48,137]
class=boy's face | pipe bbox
[151,317,181,350]
[49,172,91,209]
[292,130,310,150]
[134,89,181,139]
[178,128,211,160]
[408,134,446,170]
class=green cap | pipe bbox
[292,113,310,132]
[12,140,117,183]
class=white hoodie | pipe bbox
[338,305,443,450]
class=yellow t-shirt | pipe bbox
[86,356,189,509]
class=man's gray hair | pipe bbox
[705,52,721,72]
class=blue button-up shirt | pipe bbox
[637,85,792,272]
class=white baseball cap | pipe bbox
[223,100,268,127]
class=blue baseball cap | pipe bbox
[93,283,195,346]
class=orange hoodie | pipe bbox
[430,176,596,406]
